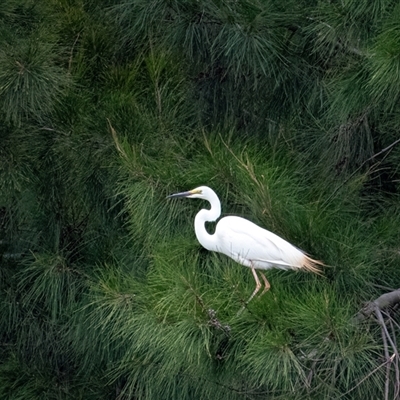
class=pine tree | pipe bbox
[1,0,400,399]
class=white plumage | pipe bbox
[168,186,323,305]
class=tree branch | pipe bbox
[375,306,392,400]
[354,289,400,323]
[353,290,400,399]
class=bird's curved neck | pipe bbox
[194,193,221,251]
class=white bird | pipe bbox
[168,186,323,306]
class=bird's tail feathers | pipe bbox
[302,255,324,275]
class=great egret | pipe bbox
[168,186,323,306]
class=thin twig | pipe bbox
[68,33,81,74]
[382,310,400,398]
[352,293,400,398]
[389,316,400,398]
[376,306,391,400]
[381,309,400,340]
[375,304,400,360]
[338,354,396,399]
[375,303,400,400]
[364,138,400,163]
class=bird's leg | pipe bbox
[237,268,268,316]
[237,267,261,316]
[246,267,262,305]
[259,273,270,297]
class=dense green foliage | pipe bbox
[1,0,400,398]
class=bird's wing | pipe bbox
[216,216,305,269]
[250,258,295,267]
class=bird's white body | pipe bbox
[168,186,322,305]
[209,215,307,271]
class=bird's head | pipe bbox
[167,186,213,200]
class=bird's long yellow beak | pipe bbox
[167,190,192,199]
[167,188,202,199]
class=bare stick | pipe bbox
[354,289,400,323]
[382,310,400,398]
[338,354,396,399]
[375,306,391,400]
